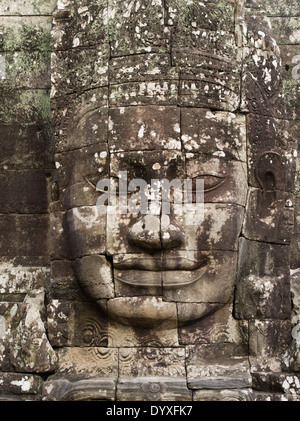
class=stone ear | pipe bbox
[255,152,286,192]
[243,151,293,244]
[255,152,286,220]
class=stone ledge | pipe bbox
[0,372,42,396]
[188,374,252,390]
[42,377,117,401]
[117,377,192,401]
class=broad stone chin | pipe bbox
[96,296,222,329]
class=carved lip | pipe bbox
[114,264,208,288]
[113,256,207,271]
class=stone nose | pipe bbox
[128,214,184,251]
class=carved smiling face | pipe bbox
[51,0,295,330]
[60,102,248,327]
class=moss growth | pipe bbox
[20,24,51,51]
[1,50,51,89]
[283,79,300,121]
[0,88,51,125]
[1,18,51,52]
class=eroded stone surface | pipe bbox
[179,304,244,346]
[109,0,169,57]
[235,274,291,320]
[108,105,181,152]
[0,0,298,403]
[0,373,42,398]
[117,377,192,401]
[241,14,287,119]
[10,289,57,373]
[42,377,116,401]
[54,347,118,378]
[186,343,250,381]
[248,320,292,358]
[119,347,186,377]
[194,389,253,401]
[182,108,247,161]
[243,188,294,244]
[73,255,114,300]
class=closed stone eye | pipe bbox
[191,174,227,193]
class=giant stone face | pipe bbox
[51,0,295,335]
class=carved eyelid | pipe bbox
[191,174,228,192]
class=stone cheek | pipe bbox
[195,204,245,251]
[55,144,109,191]
[73,255,114,301]
[66,207,107,258]
[163,251,238,305]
